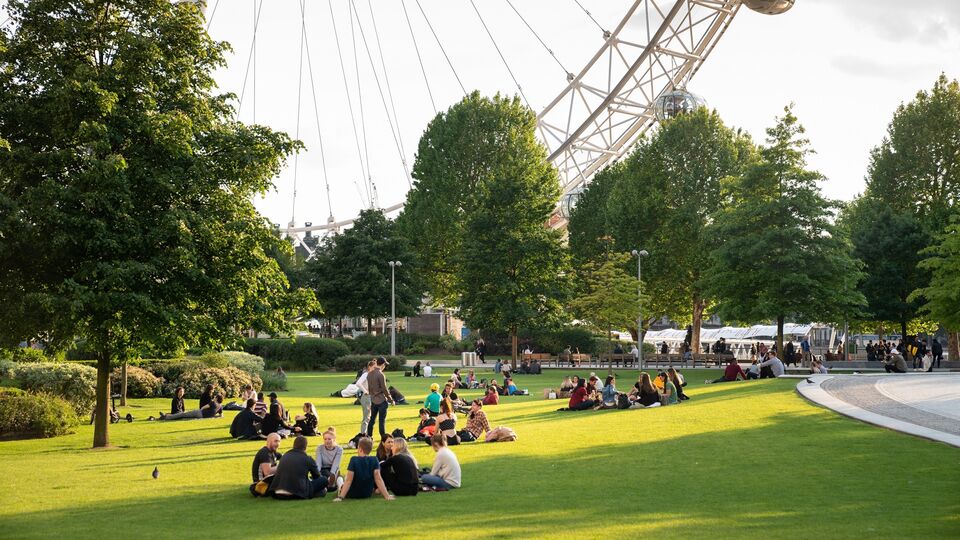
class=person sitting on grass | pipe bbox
[250,432,282,495]
[253,391,267,417]
[199,384,215,409]
[558,376,574,398]
[598,375,619,409]
[708,357,748,384]
[269,435,327,500]
[758,351,786,378]
[231,399,262,440]
[375,435,394,462]
[293,402,319,436]
[667,368,689,401]
[423,362,434,378]
[745,360,760,380]
[260,403,298,438]
[458,399,490,442]
[419,433,462,490]
[380,437,420,497]
[567,378,597,411]
[425,383,442,416]
[241,384,258,404]
[629,373,661,408]
[451,368,463,388]
[388,386,407,405]
[658,372,678,405]
[436,399,459,445]
[267,392,286,421]
[465,370,478,389]
[160,393,222,420]
[504,377,519,396]
[482,385,500,406]
[334,437,394,501]
[411,408,438,441]
[316,427,343,490]
[170,386,185,415]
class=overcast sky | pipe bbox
[9,1,960,227]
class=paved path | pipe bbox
[797,373,960,447]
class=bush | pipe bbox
[141,360,261,399]
[333,355,407,372]
[111,365,163,398]
[222,351,265,376]
[10,362,97,415]
[406,342,427,355]
[243,338,349,370]
[0,347,58,363]
[0,387,26,397]
[198,352,229,368]
[260,371,288,392]
[0,392,79,438]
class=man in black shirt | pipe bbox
[170,386,185,415]
[252,433,282,484]
[231,399,262,440]
[269,436,327,499]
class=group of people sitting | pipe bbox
[156,384,225,421]
[251,429,462,500]
[707,351,786,383]
[226,387,323,439]
[561,369,689,411]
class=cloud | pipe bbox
[807,0,960,45]
[829,55,941,81]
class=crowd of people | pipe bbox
[559,368,689,411]
[868,337,943,372]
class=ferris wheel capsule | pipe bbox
[742,0,795,15]
[653,90,707,122]
[558,186,584,219]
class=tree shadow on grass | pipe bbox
[5,409,958,539]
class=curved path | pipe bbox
[797,373,960,448]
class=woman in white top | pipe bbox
[419,433,461,489]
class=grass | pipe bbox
[1,367,957,539]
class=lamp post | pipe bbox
[388,260,402,356]
[631,249,649,371]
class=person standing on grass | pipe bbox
[707,357,748,384]
[269,436,327,500]
[420,433,462,490]
[335,437,394,501]
[356,360,375,435]
[366,357,393,440]
[458,400,490,442]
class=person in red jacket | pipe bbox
[481,386,500,406]
[708,358,748,384]
[567,378,597,410]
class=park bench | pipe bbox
[598,353,636,368]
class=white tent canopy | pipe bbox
[644,324,814,343]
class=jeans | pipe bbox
[308,476,328,498]
[458,430,477,442]
[368,400,389,438]
[885,365,906,373]
[162,409,203,420]
[420,474,452,489]
[359,394,371,434]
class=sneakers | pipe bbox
[336,476,345,489]
[347,441,357,449]
[704,379,712,384]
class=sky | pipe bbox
[6,1,960,228]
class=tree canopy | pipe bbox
[0,0,314,447]
[911,214,960,331]
[568,249,644,344]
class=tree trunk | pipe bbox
[776,315,784,361]
[691,296,704,355]
[511,330,518,370]
[93,353,111,448]
[900,320,911,364]
[120,361,127,407]
[948,332,959,363]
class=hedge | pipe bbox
[111,366,163,398]
[333,355,407,372]
[0,392,79,438]
[243,338,349,370]
[9,362,97,415]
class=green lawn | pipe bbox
[1,368,957,539]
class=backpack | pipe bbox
[485,426,518,442]
[617,393,631,410]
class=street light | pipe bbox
[388,260,402,356]
[631,249,649,371]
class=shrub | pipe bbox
[406,342,427,355]
[0,392,79,438]
[260,371,288,392]
[333,355,407,372]
[222,351,265,376]
[198,352,229,368]
[0,360,15,380]
[111,365,163,398]
[0,387,26,397]
[145,361,262,399]
[10,362,97,415]
[243,338,349,370]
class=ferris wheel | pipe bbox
[195,0,795,248]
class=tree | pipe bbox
[702,105,865,354]
[398,92,542,306]
[603,108,754,351]
[568,249,644,347]
[910,214,960,353]
[433,95,571,366]
[307,209,423,331]
[0,0,314,447]
[841,197,931,339]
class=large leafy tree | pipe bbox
[0,0,314,447]
[568,249,644,346]
[602,108,753,351]
[398,92,541,306]
[307,209,423,331]
[567,162,625,265]
[702,106,865,354]
[911,214,960,334]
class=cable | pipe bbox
[573,0,607,33]
[364,0,412,188]
[349,0,373,207]
[469,0,531,109]
[290,0,307,225]
[328,0,370,207]
[204,0,220,31]
[415,0,466,96]
[235,0,264,120]
[301,4,333,221]
[505,0,570,77]
[400,0,437,115]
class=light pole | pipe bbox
[388,260,402,356]
[631,249,649,371]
